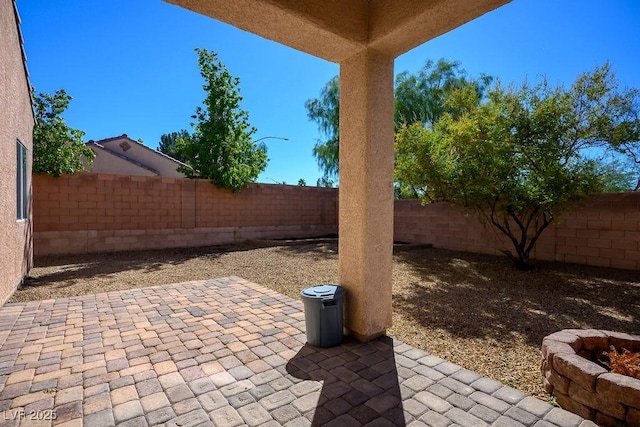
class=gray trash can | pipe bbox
[300,284,345,348]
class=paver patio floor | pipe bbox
[0,278,595,427]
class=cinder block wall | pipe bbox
[33,174,640,270]
[33,173,338,255]
[394,200,511,256]
[394,194,640,270]
[553,193,640,270]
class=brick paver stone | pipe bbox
[118,415,149,426]
[413,366,446,382]
[517,396,554,418]
[446,393,476,411]
[173,397,201,416]
[290,381,322,397]
[167,408,210,427]
[543,407,584,427]
[403,375,434,392]
[493,415,526,426]
[140,392,171,413]
[433,362,461,376]
[188,377,217,395]
[505,406,540,426]
[228,391,255,409]
[365,393,401,414]
[469,404,502,423]
[84,409,115,426]
[198,390,227,412]
[227,365,254,381]
[471,377,503,394]
[136,378,163,398]
[146,406,176,425]
[426,383,453,399]
[439,377,475,396]
[165,384,195,404]
[445,407,489,426]
[209,372,236,388]
[158,372,184,390]
[54,401,83,424]
[403,399,428,418]
[292,392,321,414]
[113,400,144,424]
[210,405,244,427]
[153,360,177,375]
[418,410,452,427]
[0,278,589,427]
[238,402,273,426]
[259,390,296,411]
[272,404,302,424]
[111,384,138,406]
[469,391,512,414]
[413,391,453,414]
[5,369,35,386]
[493,386,528,405]
[11,390,51,408]
[451,369,482,385]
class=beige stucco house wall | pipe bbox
[85,135,188,177]
[0,0,35,304]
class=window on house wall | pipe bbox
[16,140,28,220]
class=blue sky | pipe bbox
[18,0,640,185]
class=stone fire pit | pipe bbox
[541,329,640,426]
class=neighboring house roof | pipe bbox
[85,134,190,178]
[86,142,160,176]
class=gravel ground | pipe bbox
[10,242,640,400]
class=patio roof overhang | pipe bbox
[163,0,511,341]
[163,0,510,62]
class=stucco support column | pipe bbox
[339,49,394,341]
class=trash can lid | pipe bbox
[300,284,343,300]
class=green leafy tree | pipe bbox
[32,89,94,176]
[395,58,492,128]
[178,48,267,192]
[588,67,640,191]
[556,63,640,191]
[396,64,639,270]
[305,76,340,179]
[297,178,307,186]
[158,130,191,163]
[611,150,640,191]
[305,59,491,183]
[394,183,420,199]
[316,176,335,188]
[597,159,636,192]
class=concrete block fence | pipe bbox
[33,173,640,271]
[33,173,337,256]
[394,195,640,271]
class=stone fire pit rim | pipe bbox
[541,328,640,425]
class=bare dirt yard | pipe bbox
[10,242,640,400]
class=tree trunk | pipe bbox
[513,247,535,270]
[490,206,553,271]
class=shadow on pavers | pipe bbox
[286,336,406,426]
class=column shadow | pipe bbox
[286,336,406,426]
